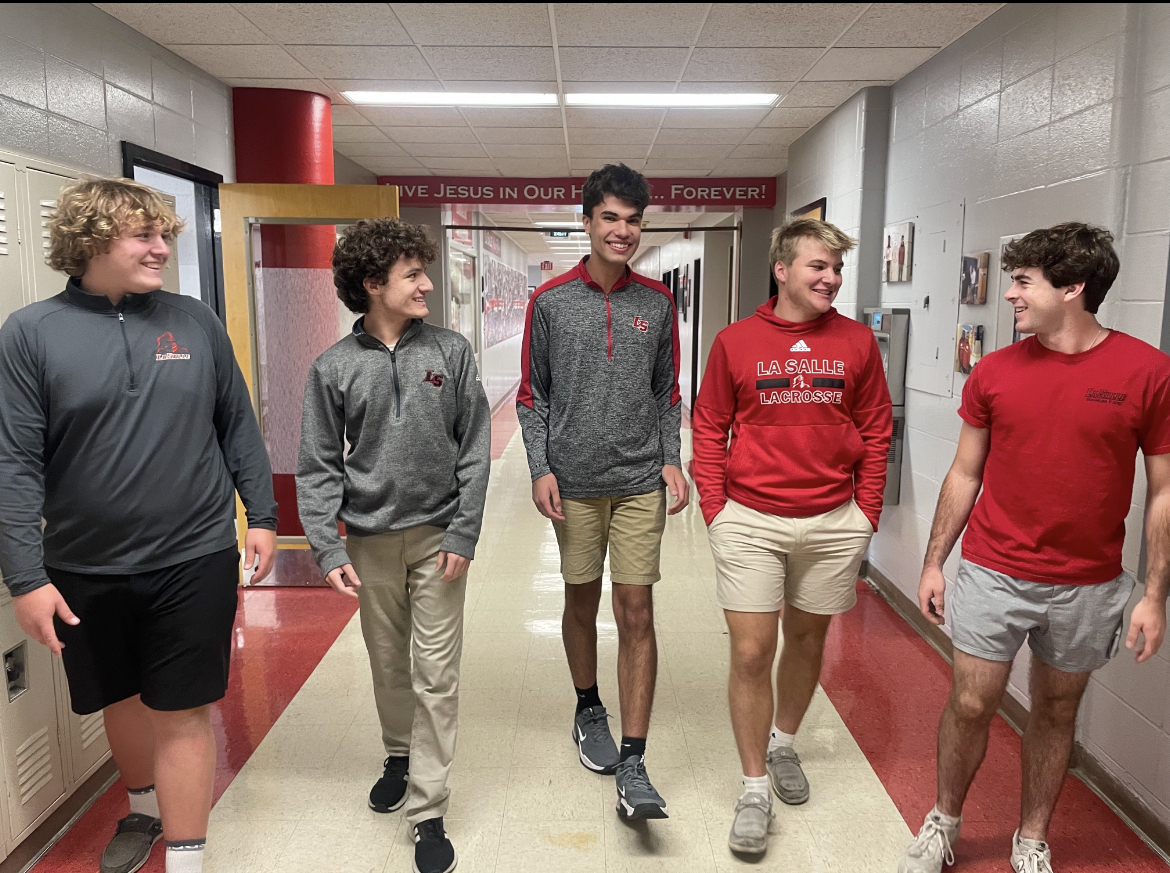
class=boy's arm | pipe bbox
[851,336,894,530]
[516,299,554,479]
[296,361,350,576]
[691,336,736,524]
[652,297,683,470]
[442,342,491,559]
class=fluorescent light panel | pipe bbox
[344,91,558,106]
[566,93,777,107]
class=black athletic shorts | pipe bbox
[48,547,241,715]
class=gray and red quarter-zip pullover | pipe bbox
[517,258,682,500]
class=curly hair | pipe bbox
[770,218,856,270]
[1001,223,1119,313]
[47,178,184,277]
[333,218,440,313]
[582,163,651,218]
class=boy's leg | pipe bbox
[937,650,1012,816]
[149,705,216,840]
[401,525,468,827]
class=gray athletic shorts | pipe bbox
[950,558,1135,673]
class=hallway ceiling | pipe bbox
[96,3,1001,179]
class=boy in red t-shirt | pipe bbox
[692,219,892,856]
[900,224,1170,873]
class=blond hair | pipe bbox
[769,218,856,271]
[47,178,184,277]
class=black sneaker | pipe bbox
[369,755,409,813]
[99,813,163,873]
[413,817,457,873]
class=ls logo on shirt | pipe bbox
[155,331,190,361]
[632,316,649,332]
[423,370,445,387]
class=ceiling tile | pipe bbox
[335,141,408,158]
[805,47,937,81]
[95,4,269,44]
[417,157,499,171]
[642,168,709,177]
[552,4,708,46]
[475,127,565,144]
[389,126,481,143]
[565,107,666,128]
[782,80,888,106]
[558,47,686,82]
[330,105,371,125]
[759,106,832,127]
[837,4,1002,48]
[570,145,651,159]
[361,107,467,127]
[234,3,413,44]
[482,143,567,159]
[167,45,312,79]
[684,48,823,82]
[698,4,867,47]
[459,107,564,127]
[645,157,723,170]
[715,159,787,175]
[494,159,572,176]
[676,81,794,94]
[223,77,336,95]
[648,143,735,161]
[406,143,489,158]
[654,128,754,144]
[567,127,657,145]
[743,127,805,146]
[728,143,790,159]
[571,158,646,170]
[331,125,391,143]
[563,82,676,93]
[435,80,559,92]
[287,46,434,80]
[326,79,443,93]
[366,162,430,174]
[392,3,552,46]
[661,107,771,129]
[420,47,555,81]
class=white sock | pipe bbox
[931,805,961,828]
[768,727,796,751]
[742,775,770,798]
[127,785,160,819]
[165,841,205,873]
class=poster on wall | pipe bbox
[960,251,990,304]
[483,257,527,348]
[792,197,826,221]
[955,324,983,374]
[883,222,914,282]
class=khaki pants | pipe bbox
[348,525,466,826]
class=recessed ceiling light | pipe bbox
[344,91,558,107]
[565,93,777,108]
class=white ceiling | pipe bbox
[96,3,1002,179]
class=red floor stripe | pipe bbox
[821,581,1167,871]
[33,589,358,872]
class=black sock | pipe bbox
[574,683,603,713]
[620,736,646,761]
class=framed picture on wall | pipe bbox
[955,324,984,374]
[960,251,990,304]
[883,221,914,282]
[792,198,827,221]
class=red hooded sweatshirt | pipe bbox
[692,300,893,529]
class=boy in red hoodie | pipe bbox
[692,219,892,855]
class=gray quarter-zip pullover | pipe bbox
[0,281,277,597]
[296,318,491,576]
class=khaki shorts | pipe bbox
[551,490,667,585]
[708,498,873,614]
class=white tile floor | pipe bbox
[207,433,911,872]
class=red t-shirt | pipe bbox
[959,331,1170,584]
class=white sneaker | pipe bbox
[1011,829,1053,873]
[898,809,960,873]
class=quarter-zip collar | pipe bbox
[352,315,421,351]
[754,297,838,334]
[63,278,157,315]
[575,256,632,294]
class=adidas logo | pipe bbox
[790,340,811,352]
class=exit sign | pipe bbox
[540,260,553,271]
[549,230,570,238]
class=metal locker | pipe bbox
[0,593,65,841]
[23,168,77,303]
[0,162,22,325]
[56,654,109,784]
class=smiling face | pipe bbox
[582,194,642,269]
[1004,266,1085,336]
[81,223,170,295]
[365,256,433,321]
[773,237,845,322]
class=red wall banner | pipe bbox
[379,176,776,208]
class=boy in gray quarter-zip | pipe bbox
[296,218,489,873]
[517,164,689,823]
[0,179,277,873]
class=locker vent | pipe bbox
[16,726,53,805]
[40,199,55,258]
[80,711,105,749]
[0,189,8,256]
[887,415,904,464]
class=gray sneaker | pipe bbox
[614,755,668,820]
[572,706,619,774]
[728,792,774,855]
[898,810,961,873]
[766,746,809,805]
[100,813,163,873]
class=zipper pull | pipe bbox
[117,312,124,323]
